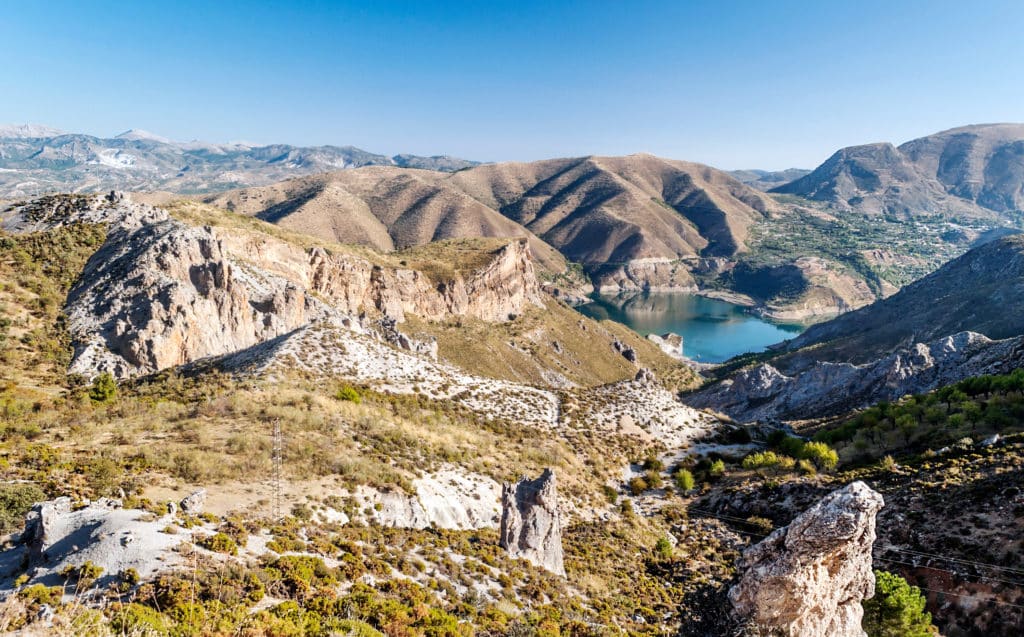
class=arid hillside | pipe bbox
[205,153,779,270]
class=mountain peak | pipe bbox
[115,129,172,143]
[0,124,66,139]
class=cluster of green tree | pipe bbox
[816,368,1024,462]
[740,431,838,474]
[863,570,938,636]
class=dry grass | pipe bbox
[406,299,701,390]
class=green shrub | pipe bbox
[742,450,781,470]
[862,570,937,636]
[644,470,663,490]
[326,618,385,637]
[654,536,673,560]
[708,459,725,478]
[88,372,117,403]
[199,532,239,555]
[18,584,62,607]
[335,386,361,404]
[110,602,171,635]
[60,560,104,589]
[673,468,695,493]
[801,441,838,471]
[627,476,649,496]
[0,482,45,534]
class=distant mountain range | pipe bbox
[0,125,477,197]
[3,122,1022,320]
[729,168,811,191]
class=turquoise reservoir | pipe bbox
[576,292,805,363]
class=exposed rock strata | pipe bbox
[730,481,884,637]
[687,331,1024,422]
[500,469,565,576]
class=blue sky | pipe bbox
[2,0,1022,169]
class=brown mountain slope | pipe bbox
[774,123,1024,219]
[447,154,779,262]
[205,167,567,272]
[898,123,1024,213]
[205,154,779,272]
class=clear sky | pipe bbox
[2,0,1022,169]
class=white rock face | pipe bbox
[355,469,501,530]
[13,497,188,588]
[687,331,1024,422]
[566,369,715,447]
[729,481,885,637]
[0,193,545,379]
[646,332,684,360]
[500,469,565,576]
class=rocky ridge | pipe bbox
[730,481,884,637]
[687,331,1024,423]
[773,123,1024,219]
[779,233,1024,371]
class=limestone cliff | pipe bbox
[0,193,546,378]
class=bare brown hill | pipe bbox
[205,154,779,272]
[205,167,567,272]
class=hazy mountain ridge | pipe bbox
[0,126,478,197]
[729,167,811,191]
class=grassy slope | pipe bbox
[0,223,107,395]
[405,299,700,390]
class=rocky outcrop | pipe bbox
[612,339,638,364]
[66,215,319,378]
[499,469,565,576]
[7,497,188,588]
[355,469,501,530]
[687,331,1024,423]
[730,481,884,637]
[0,194,546,379]
[304,239,544,323]
[647,332,684,360]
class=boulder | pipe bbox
[647,332,684,360]
[613,339,638,364]
[729,481,884,637]
[499,469,565,576]
[179,489,207,515]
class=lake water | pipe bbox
[576,292,805,363]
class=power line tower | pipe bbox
[271,418,283,521]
